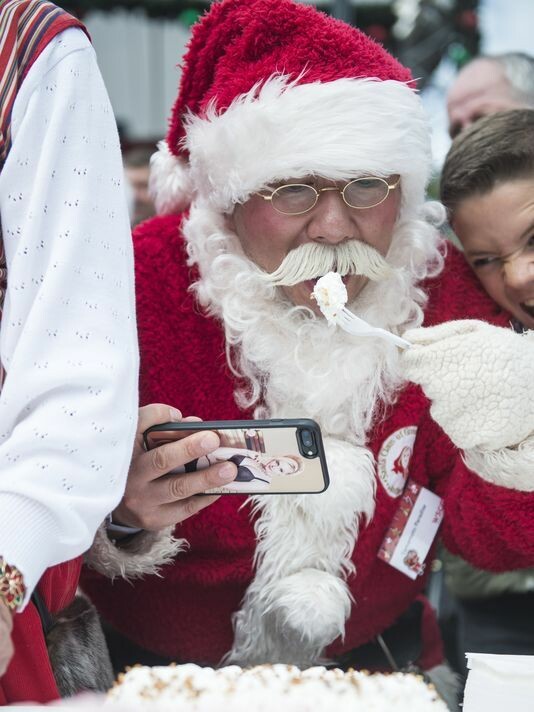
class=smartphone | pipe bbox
[143,418,330,495]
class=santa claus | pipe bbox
[82,0,534,703]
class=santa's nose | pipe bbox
[306,190,355,246]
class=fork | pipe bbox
[336,306,411,349]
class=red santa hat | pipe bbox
[150,0,432,215]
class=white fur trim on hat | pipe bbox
[183,76,431,214]
[149,140,194,215]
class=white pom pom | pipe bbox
[266,569,352,648]
[149,140,193,215]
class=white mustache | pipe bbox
[261,240,393,287]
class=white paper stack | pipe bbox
[463,653,534,712]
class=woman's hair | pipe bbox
[440,109,534,215]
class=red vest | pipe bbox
[0,1,87,704]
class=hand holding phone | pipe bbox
[111,404,237,531]
[144,418,330,495]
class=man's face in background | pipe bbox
[125,163,155,227]
[123,147,157,227]
[447,59,525,139]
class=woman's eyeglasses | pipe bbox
[257,176,400,216]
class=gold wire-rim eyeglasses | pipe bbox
[257,176,401,215]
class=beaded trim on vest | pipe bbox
[0,0,86,383]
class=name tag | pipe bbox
[378,479,443,580]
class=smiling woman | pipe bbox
[440,109,534,330]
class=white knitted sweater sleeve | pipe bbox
[0,28,139,606]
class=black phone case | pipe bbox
[143,418,329,495]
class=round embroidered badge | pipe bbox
[377,426,418,497]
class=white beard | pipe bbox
[183,200,444,666]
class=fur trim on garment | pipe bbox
[149,140,193,215]
[463,435,534,491]
[180,76,431,213]
[224,439,377,667]
[46,593,114,698]
[85,522,186,581]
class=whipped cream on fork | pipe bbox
[311,272,348,325]
[312,272,411,349]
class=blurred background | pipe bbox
[56,0,534,218]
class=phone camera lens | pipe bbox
[298,428,317,458]
[301,429,313,447]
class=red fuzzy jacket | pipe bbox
[83,214,534,669]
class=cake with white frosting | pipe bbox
[107,663,448,711]
[311,272,347,324]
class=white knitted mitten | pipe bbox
[401,320,534,451]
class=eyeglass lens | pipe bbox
[343,178,390,209]
[271,178,390,214]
